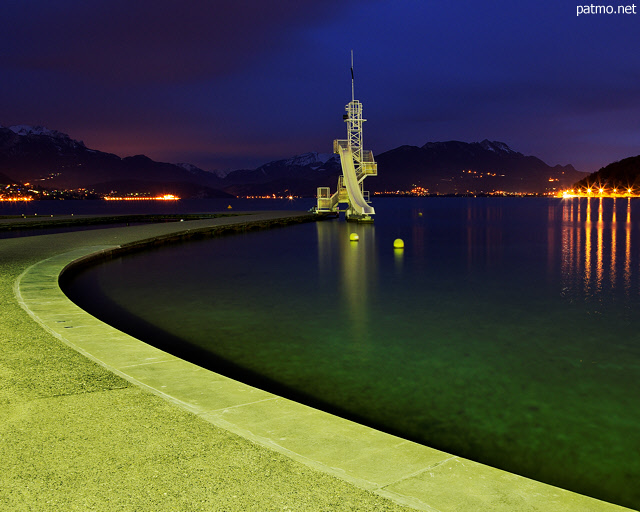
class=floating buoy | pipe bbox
[418,212,423,217]
[227,205,233,209]
[350,233,359,242]
[393,238,404,249]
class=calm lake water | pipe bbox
[0,198,311,238]
[61,197,640,509]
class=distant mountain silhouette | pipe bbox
[0,126,232,198]
[218,152,341,197]
[0,125,587,197]
[214,141,585,196]
[0,171,18,185]
[572,155,640,191]
[373,140,584,194]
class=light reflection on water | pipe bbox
[559,197,638,314]
[62,198,640,509]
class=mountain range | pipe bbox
[0,126,232,198]
[374,140,583,194]
[0,125,586,197]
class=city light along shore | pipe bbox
[559,186,640,198]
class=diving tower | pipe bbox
[316,52,377,222]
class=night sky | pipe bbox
[2,0,639,173]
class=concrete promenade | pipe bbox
[0,212,634,511]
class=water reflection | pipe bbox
[611,199,617,288]
[465,202,504,269]
[393,244,404,272]
[626,199,632,294]
[560,197,637,302]
[547,203,556,271]
[316,221,377,346]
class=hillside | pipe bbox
[219,152,340,197]
[373,140,584,195]
[573,155,640,191]
[0,171,18,185]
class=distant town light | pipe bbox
[103,194,179,201]
[0,196,33,202]
[557,187,639,198]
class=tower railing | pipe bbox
[315,52,375,221]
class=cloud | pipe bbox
[0,0,362,84]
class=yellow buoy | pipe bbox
[350,233,359,242]
[227,205,233,209]
[418,212,423,217]
[393,238,404,249]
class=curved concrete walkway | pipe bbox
[1,212,634,511]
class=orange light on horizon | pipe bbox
[558,187,640,199]
[103,194,179,201]
[0,196,33,202]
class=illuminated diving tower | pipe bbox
[316,56,377,222]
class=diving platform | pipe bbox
[315,53,377,222]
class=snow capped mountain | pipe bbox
[177,162,203,173]
[479,139,517,154]
[283,152,337,169]
[376,139,583,194]
[211,168,234,178]
[5,124,86,148]
[9,125,62,137]
[422,139,520,156]
[177,162,231,179]
[0,125,233,198]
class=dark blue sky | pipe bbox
[2,0,639,173]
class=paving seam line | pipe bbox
[14,255,205,418]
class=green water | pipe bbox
[63,198,640,509]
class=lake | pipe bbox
[60,197,640,509]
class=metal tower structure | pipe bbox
[316,51,377,222]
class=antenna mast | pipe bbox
[350,49,355,102]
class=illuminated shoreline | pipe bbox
[0,197,33,202]
[559,187,639,199]
[103,194,179,201]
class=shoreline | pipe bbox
[1,211,633,511]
